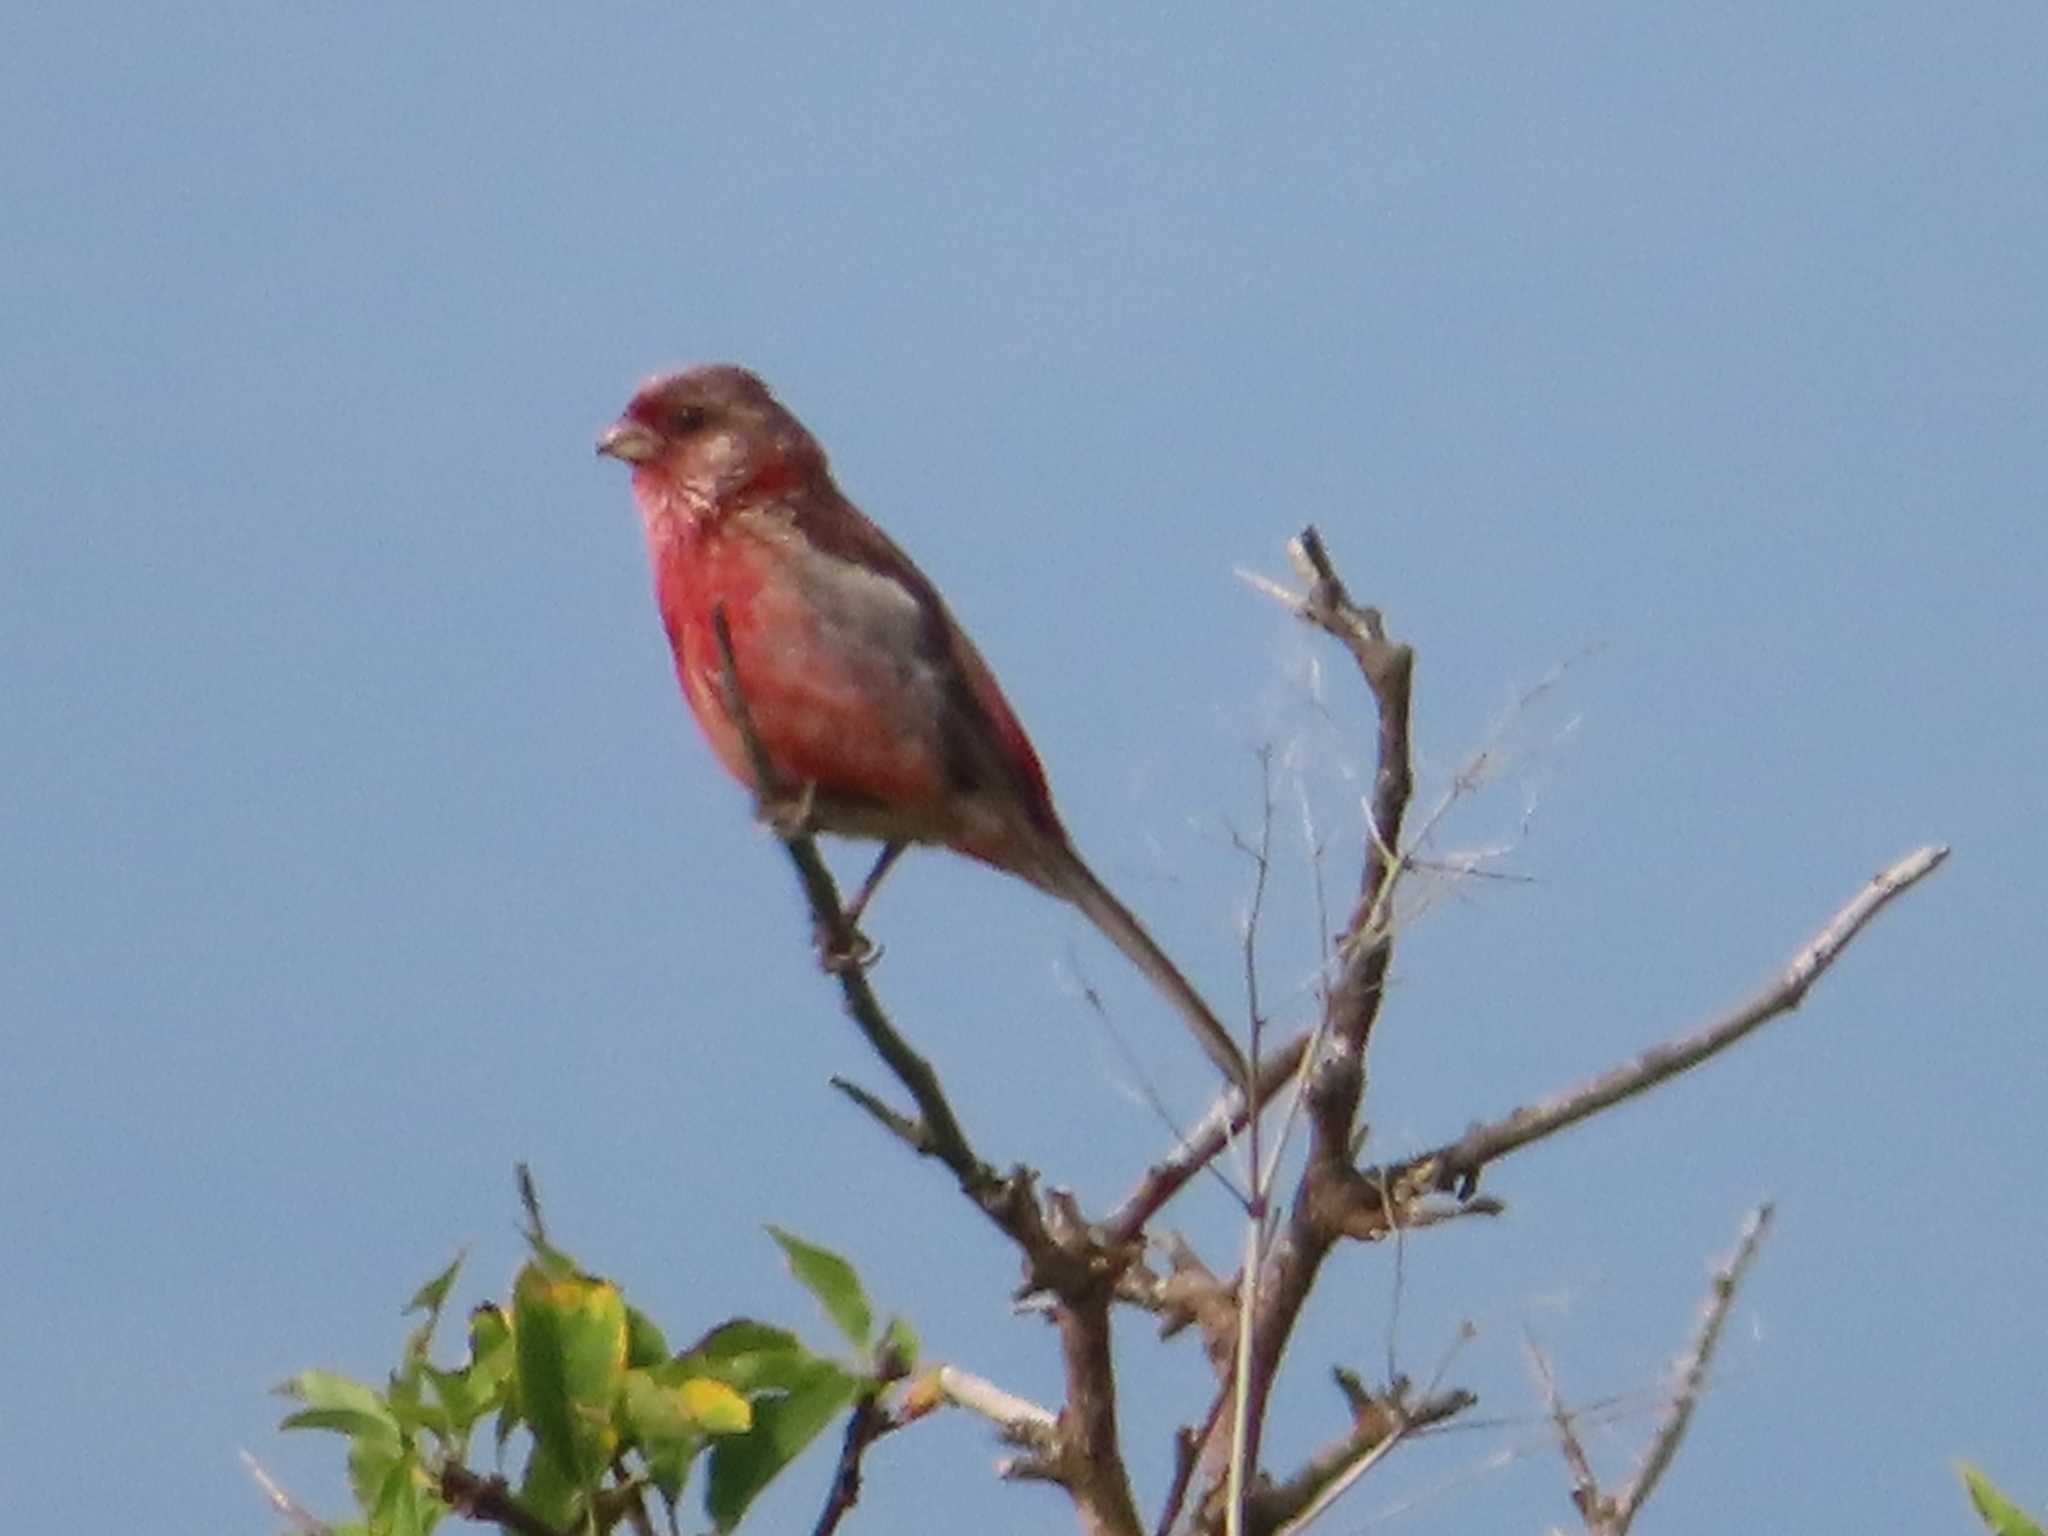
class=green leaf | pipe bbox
[683,1320,803,1363]
[469,1305,516,1410]
[346,1432,404,1516]
[518,1201,581,1284]
[425,1302,517,1439]
[421,1363,490,1443]
[626,1305,670,1368]
[767,1228,872,1348]
[515,1439,583,1531]
[880,1315,919,1373]
[705,1361,860,1531]
[384,1371,452,1440]
[470,1302,511,1355]
[278,1370,402,1450]
[620,1365,755,1515]
[1960,1463,2046,1536]
[368,1452,435,1536]
[679,1321,818,1394]
[512,1262,627,1486]
[643,1436,694,1508]
[407,1252,467,1321]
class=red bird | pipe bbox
[598,365,1246,1087]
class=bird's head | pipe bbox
[597,365,824,511]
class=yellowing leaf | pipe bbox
[513,1263,628,1485]
[679,1377,752,1435]
[623,1371,753,1444]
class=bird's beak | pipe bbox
[596,421,662,463]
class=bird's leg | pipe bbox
[844,840,908,930]
[756,779,820,840]
[806,839,903,974]
[815,840,906,974]
[747,781,879,971]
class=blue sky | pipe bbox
[4,4,2042,1532]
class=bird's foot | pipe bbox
[815,917,880,975]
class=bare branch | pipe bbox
[811,1345,914,1536]
[439,1464,569,1536]
[1200,534,1944,1532]
[1103,1031,1313,1245]
[1069,952,1247,1208]
[240,1450,331,1536]
[1376,847,1950,1207]
[1204,526,1418,1503]
[937,1365,1061,1448]
[1110,1234,1238,1366]
[1530,1339,1607,1529]
[1156,1421,1207,1536]
[1241,1376,1476,1536]
[1621,1202,1774,1523]
[1056,1291,1149,1536]
[1534,1204,1775,1536]
[828,1075,931,1153]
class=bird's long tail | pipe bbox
[1041,842,1250,1090]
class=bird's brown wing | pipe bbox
[780,484,1065,844]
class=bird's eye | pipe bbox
[667,404,711,435]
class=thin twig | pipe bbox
[1247,1379,1476,1536]
[1232,746,1280,1097]
[1222,756,1287,1536]
[240,1450,331,1536]
[1071,953,1248,1208]
[1375,847,1950,1207]
[936,1366,1061,1449]
[1532,1204,1775,1536]
[828,1076,933,1153]
[440,1464,569,1536]
[1155,1408,1220,1536]
[812,1346,914,1536]
[1204,526,1418,1504]
[811,1400,888,1536]
[1103,1031,1312,1245]
[1529,1339,1605,1527]
[1619,1203,1774,1524]
[1224,1211,1262,1536]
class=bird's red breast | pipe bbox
[637,467,1063,874]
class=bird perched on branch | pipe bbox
[598,364,1247,1088]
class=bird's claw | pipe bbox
[815,918,880,975]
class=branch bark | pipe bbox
[1370,847,1949,1212]
[1247,1376,1474,1536]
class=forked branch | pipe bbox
[1536,1203,1776,1535]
